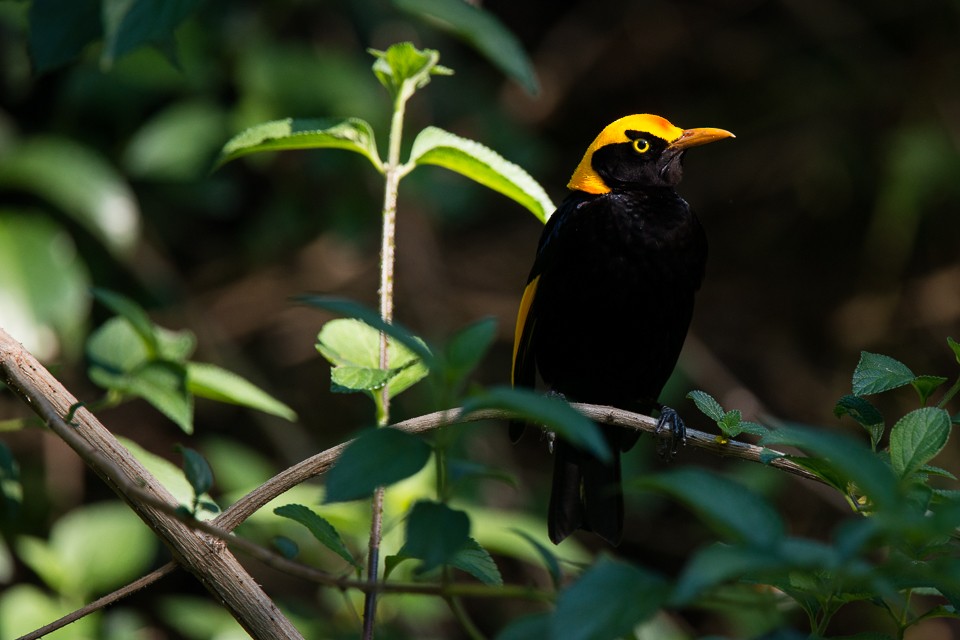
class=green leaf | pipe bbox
[738,421,769,436]
[176,446,213,497]
[449,538,502,586]
[316,318,429,399]
[186,362,297,421]
[0,138,141,256]
[672,542,794,604]
[496,613,551,640]
[463,387,610,462]
[16,502,155,599]
[852,351,916,396]
[408,126,555,222]
[552,556,665,640]
[948,337,960,364]
[274,504,360,569]
[762,424,900,509]
[215,117,382,172]
[124,101,227,181]
[912,375,948,405]
[718,409,743,437]
[368,42,452,102]
[393,0,539,95]
[272,536,299,560]
[438,317,498,392]
[834,394,885,449]
[299,296,434,366]
[323,428,432,503]
[634,468,784,547]
[0,211,90,361]
[402,500,470,573]
[686,390,725,422]
[889,407,952,478]
[511,528,562,589]
[91,288,161,355]
[101,0,201,69]
[92,360,194,433]
[27,0,102,73]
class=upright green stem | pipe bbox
[362,89,409,640]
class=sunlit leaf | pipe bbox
[0,138,141,256]
[408,126,555,222]
[274,504,360,569]
[125,101,227,180]
[215,117,382,172]
[186,362,297,421]
[368,42,451,101]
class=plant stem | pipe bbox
[937,375,960,409]
[363,84,409,640]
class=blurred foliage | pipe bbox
[1,0,960,638]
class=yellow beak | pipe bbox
[668,127,736,150]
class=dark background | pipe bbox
[2,0,960,637]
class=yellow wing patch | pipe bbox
[511,275,540,385]
[567,114,684,194]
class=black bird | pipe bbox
[511,114,734,545]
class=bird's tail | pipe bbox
[548,438,623,546]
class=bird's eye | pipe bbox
[632,138,651,154]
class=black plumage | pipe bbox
[511,114,732,545]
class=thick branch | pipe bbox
[0,328,304,640]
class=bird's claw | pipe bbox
[655,405,686,459]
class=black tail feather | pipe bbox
[548,438,623,545]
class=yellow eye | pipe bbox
[632,138,651,154]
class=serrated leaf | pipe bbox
[323,428,432,503]
[274,504,360,569]
[176,446,213,497]
[852,351,916,396]
[738,421,769,436]
[834,394,885,449]
[300,296,434,366]
[512,528,562,589]
[215,117,382,172]
[403,501,470,573]
[186,362,297,421]
[912,375,948,405]
[948,337,960,364]
[368,42,450,101]
[317,318,429,400]
[408,126,555,222]
[634,468,784,547]
[552,556,665,640]
[449,538,502,586]
[463,387,609,462]
[718,409,743,437]
[686,390,725,422]
[393,0,539,95]
[889,407,952,478]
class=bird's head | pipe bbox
[567,114,734,194]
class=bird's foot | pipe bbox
[655,404,686,459]
[541,390,567,454]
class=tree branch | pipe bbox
[0,328,305,640]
